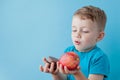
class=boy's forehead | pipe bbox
[72,16,98,29]
[73,15,97,23]
[73,15,93,22]
[72,16,93,25]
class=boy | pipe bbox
[40,5,110,80]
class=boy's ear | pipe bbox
[97,31,105,42]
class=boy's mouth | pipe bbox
[74,41,80,45]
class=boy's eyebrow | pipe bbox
[72,26,76,28]
[72,26,87,28]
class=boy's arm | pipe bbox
[52,72,67,80]
[88,74,104,80]
[74,71,104,80]
[59,64,104,80]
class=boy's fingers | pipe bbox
[56,61,59,69]
[43,57,50,64]
[59,64,62,72]
[49,62,54,73]
[77,66,80,70]
[53,61,59,74]
[59,64,65,73]
[54,68,58,74]
[44,63,50,73]
[64,66,69,74]
[40,65,44,72]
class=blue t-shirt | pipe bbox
[64,45,110,80]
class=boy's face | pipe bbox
[71,16,103,52]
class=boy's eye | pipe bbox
[82,30,89,33]
[72,30,77,32]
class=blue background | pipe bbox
[0,0,120,80]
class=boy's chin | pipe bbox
[75,45,95,52]
[74,46,83,51]
[74,46,88,52]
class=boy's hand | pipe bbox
[40,57,59,74]
[59,63,80,75]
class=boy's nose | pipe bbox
[76,32,81,38]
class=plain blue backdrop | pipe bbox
[0,0,120,80]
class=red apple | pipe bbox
[59,52,80,70]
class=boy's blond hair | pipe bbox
[74,5,107,31]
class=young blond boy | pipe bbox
[40,5,110,80]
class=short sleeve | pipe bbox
[64,46,75,53]
[89,54,110,78]
[64,47,70,53]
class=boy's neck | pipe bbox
[77,45,96,52]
